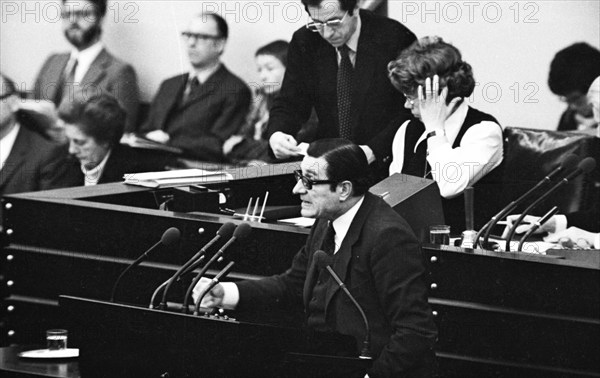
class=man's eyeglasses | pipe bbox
[181,32,222,42]
[306,11,348,32]
[61,9,98,20]
[294,170,336,190]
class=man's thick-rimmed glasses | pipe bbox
[181,32,222,43]
[306,11,348,32]
[294,170,336,190]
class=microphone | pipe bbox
[110,227,180,302]
[313,250,372,360]
[504,157,596,251]
[182,223,252,313]
[517,206,558,252]
[477,154,579,248]
[154,223,236,310]
[193,261,235,315]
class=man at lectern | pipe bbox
[194,139,437,377]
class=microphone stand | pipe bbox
[517,206,558,252]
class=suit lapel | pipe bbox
[183,66,224,107]
[81,48,110,85]
[303,218,329,307]
[157,74,189,128]
[0,127,30,189]
[45,54,70,102]
[316,41,339,130]
[323,196,373,314]
[352,12,377,131]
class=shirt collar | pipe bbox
[331,195,365,253]
[344,11,361,54]
[81,149,111,186]
[190,61,222,85]
[70,41,103,66]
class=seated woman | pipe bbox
[387,36,504,231]
[223,40,316,164]
[59,93,159,186]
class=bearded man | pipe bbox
[33,0,140,132]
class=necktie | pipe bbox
[53,58,78,105]
[337,45,354,140]
[183,76,200,103]
[321,222,336,255]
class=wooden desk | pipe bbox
[0,346,79,378]
[2,163,599,377]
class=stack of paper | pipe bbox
[120,133,183,155]
[124,169,232,188]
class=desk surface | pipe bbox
[0,347,80,378]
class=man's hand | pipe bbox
[192,277,225,308]
[269,132,302,159]
[545,227,597,249]
[145,130,170,144]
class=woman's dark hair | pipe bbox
[388,36,475,104]
[255,40,289,67]
[307,138,371,195]
[59,93,125,147]
[548,42,600,96]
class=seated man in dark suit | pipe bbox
[59,93,159,186]
[0,74,71,225]
[140,12,251,162]
[33,0,139,133]
[194,139,438,377]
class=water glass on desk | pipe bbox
[429,225,450,245]
[46,329,68,350]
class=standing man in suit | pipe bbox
[194,139,438,377]
[0,74,71,224]
[34,0,139,133]
[140,13,251,162]
[267,0,416,171]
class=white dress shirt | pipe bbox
[390,101,503,199]
[69,42,104,83]
[0,123,21,169]
[219,196,366,309]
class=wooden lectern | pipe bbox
[60,296,371,378]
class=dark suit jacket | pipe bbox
[266,10,416,163]
[1,125,71,222]
[140,65,251,162]
[34,48,140,133]
[237,193,437,378]
[61,144,165,186]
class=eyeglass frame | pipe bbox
[294,170,337,190]
[181,31,223,42]
[0,90,15,101]
[403,93,417,106]
[61,9,98,21]
[306,10,349,32]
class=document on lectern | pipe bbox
[123,169,233,188]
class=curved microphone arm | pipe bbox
[193,261,235,316]
[182,250,224,313]
[517,206,558,252]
